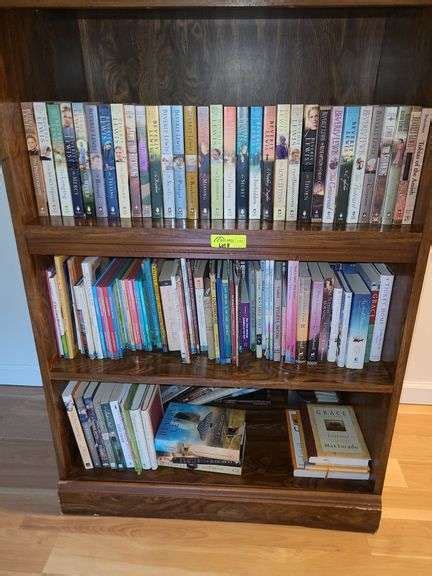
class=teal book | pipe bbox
[248,106,263,220]
[134,271,152,351]
[141,258,163,350]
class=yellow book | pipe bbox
[184,105,198,220]
[54,255,77,358]
[152,260,168,352]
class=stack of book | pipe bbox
[286,404,371,480]
[23,102,431,225]
[47,256,394,370]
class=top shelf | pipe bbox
[3,0,432,9]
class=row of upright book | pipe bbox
[23,102,431,225]
[47,256,394,370]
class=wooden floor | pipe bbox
[1,386,432,575]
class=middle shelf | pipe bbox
[50,351,394,393]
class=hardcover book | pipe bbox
[298,104,319,223]
[223,106,236,220]
[171,105,187,219]
[146,105,163,219]
[210,105,224,220]
[286,104,304,222]
[84,103,108,217]
[135,105,152,218]
[184,105,199,220]
[124,104,142,217]
[159,105,175,218]
[322,106,344,224]
[73,102,96,217]
[273,104,290,221]
[60,102,85,217]
[249,106,263,220]
[311,106,331,223]
[98,103,120,217]
[236,106,250,220]
[111,103,131,219]
[197,106,211,219]
[261,105,277,220]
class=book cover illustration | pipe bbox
[135,105,152,218]
[261,105,277,220]
[98,103,119,217]
[273,104,290,221]
[84,103,108,217]
[286,104,304,222]
[184,105,199,220]
[210,105,223,220]
[322,106,344,224]
[311,106,331,222]
[249,106,263,220]
[223,106,236,220]
[159,105,175,219]
[236,106,249,220]
[171,105,187,219]
[73,102,96,217]
[197,106,211,219]
[146,105,163,219]
[298,104,319,222]
[60,102,85,217]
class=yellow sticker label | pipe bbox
[210,234,247,249]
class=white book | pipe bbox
[124,104,141,217]
[72,102,94,217]
[159,105,175,218]
[81,257,107,360]
[273,104,290,221]
[173,262,190,363]
[130,384,151,470]
[322,106,344,224]
[210,105,224,220]
[193,259,208,352]
[346,106,373,224]
[47,270,65,356]
[33,102,61,216]
[286,104,303,222]
[336,271,353,368]
[369,263,394,362]
[62,381,93,470]
[48,103,74,217]
[255,263,263,359]
[69,277,84,355]
[180,258,196,354]
[318,263,343,363]
[111,103,131,218]
[402,107,432,224]
[140,385,161,470]
[159,261,181,352]
[74,279,96,359]
[110,384,134,469]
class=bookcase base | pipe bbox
[58,480,381,533]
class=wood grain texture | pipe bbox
[3,1,432,8]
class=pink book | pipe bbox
[307,263,324,365]
[285,261,299,364]
[223,106,237,220]
[97,285,114,358]
[124,261,143,350]
[124,104,142,217]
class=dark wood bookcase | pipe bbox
[1,0,431,532]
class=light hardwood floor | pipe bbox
[0,386,431,576]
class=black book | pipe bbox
[298,105,319,223]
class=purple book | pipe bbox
[124,105,142,217]
[239,275,250,352]
[307,262,324,364]
[285,261,299,363]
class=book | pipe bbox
[223,106,236,220]
[140,384,164,469]
[135,105,152,218]
[255,262,263,359]
[33,102,61,216]
[98,103,119,217]
[296,262,311,363]
[84,103,108,217]
[157,456,242,476]
[171,105,187,219]
[159,260,181,352]
[261,105,277,220]
[93,381,117,469]
[196,106,210,220]
[184,105,199,220]
[110,383,135,469]
[159,105,175,218]
[336,270,353,368]
[155,402,246,463]
[82,256,109,360]
[46,267,66,356]
[146,105,163,219]
[82,381,110,468]
[307,262,324,364]
[273,104,290,221]
[129,384,151,470]
[344,272,371,369]
[203,278,216,360]
[334,106,360,225]
[60,102,85,217]
[193,259,208,352]
[346,105,373,224]
[322,106,344,224]
[320,263,342,363]
[62,381,93,470]
[73,381,101,468]
[54,255,77,359]
[124,104,142,217]
[311,106,331,223]
[111,103,131,219]
[286,104,304,222]
[298,104,319,223]
[249,106,263,220]
[21,102,49,216]
[239,267,250,353]
[207,105,223,220]
[284,260,298,363]
[72,102,96,217]
[209,261,220,363]
[317,262,335,363]
[369,263,394,362]
[273,261,283,361]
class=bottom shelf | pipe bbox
[60,408,381,532]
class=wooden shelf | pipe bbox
[24,221,421,263]
[50,351,394,393]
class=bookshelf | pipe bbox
[1,0,431,532]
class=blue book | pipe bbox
[84,103,107,217]
[134,273,152,351]
[98,103,119,217]
[334,106,360,225]
[159,106,175,218]
[248,106,263,220]
[141,259,163,350]
[171,105,187,219]
[60,102,84,217]
[221,261,232,363]
[216,262,226,364]
[344,272,371,369]
[236,106,249,220]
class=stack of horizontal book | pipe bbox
[286,404,371,480]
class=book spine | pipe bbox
[223,106,236,220]
[370,272,394,362]
[267,261,275,359]
[141,261,159,349]
[322,106,344,224]
[402,108,432,225]
[393,107,422,224]
[47,272,65,356]
[318,275,334,362]
[110,399,134,469]
[370,106,399,224]
[82,261,104,359]
[197,106,211,219]
[311,106,331,223]
[60,102,85,217]
[151,262,168,351]
[159,280,180,352]
[171,105,187,219]
[296,274,310,364]
[135,105,152,218]
[111,103,131,218]
[298,105,319,223]
[286,104,304,222]
[285,261,298,363]
[121,400,143,473]
[159,105,176,219]
[135,276,152,351]
[130,409,151,470]
[261,106,277,220]
[84,104,108,217]
[63,389,93,470]
[358,106,385,224]
[184,105,199,220]
[33,102,61,216]
[273,104,290,221]
[381,106,412,225]
[248,106,263,220]
[203,288,216,360]
[336,290,353,368]
[97,285,114,358]
[75,394,101,468]
[307,278,323,364]
[124,104,142,217]
[194,273,207,352]
[216,275,225,361]
[75,282,95,358]
[210,104,224,220]
[346,105,373,224]
[175,272,191,363]
[54,257,77,359]
[364,287,379,363]
[231,266,239,365]
[187,260,201,354]
[98,103,119,218]
[239,302,250,353]
[21,103,49,217]
[236,106,249,220]
[280,262,287,358]
[327,286,343,363]
[94,397,116,468]
[345,290,371,370]
[73,102,96,217]
[83,395,110,468]
[255,264,263,359]
[248,262,256,351]
[180,259,197,354]
[46,102,74,217]
[101,400,125,468]
[222,277,232,361]
[94,283,108,358]
[334,106,360,225]
[209,268,220,362]
[146,105,163,219]
[273,264,282,361]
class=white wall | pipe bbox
[0,165,41,385]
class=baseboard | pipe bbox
[0,364,42,386]
[400,381,432,405]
